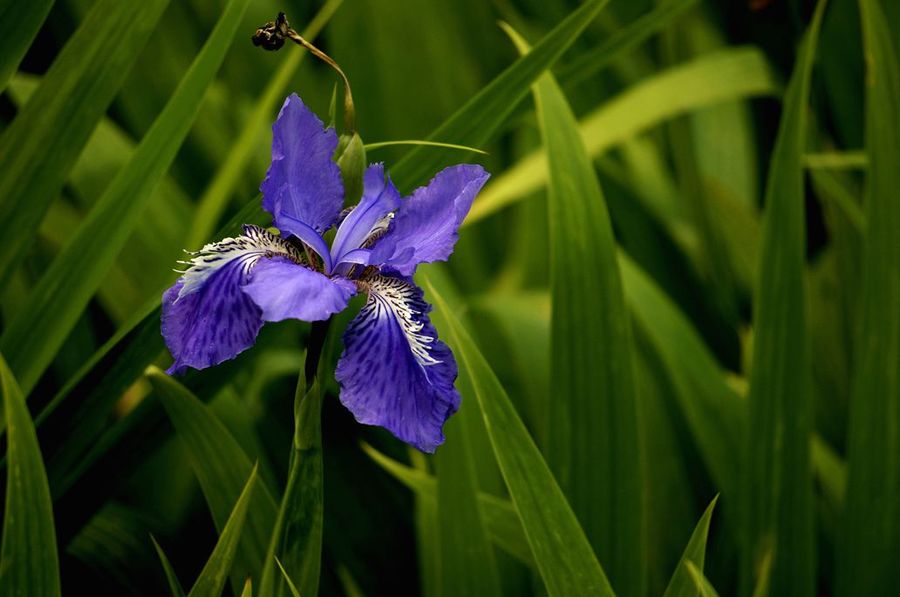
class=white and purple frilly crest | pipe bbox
[161,94,489,452]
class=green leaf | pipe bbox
[362,443,533,567]
[839,0,900,594]
[0,0,54,94]
[0,0,172,286]
[389,0,612,190]
[685,562,721,597]
[0,354,60,597]
[742,3,825,595]
[259,376,325,597]
[506,23,644,595]
[424,274,614,597]
[147,368,278,592]
[468,46,777,224]
[151,535,187,597]
[364,140,488,154]
[619,253,744,503]
[187,466,259,597]
[558,0,699,88]
[0,0,251,396]
[187,0,344,248]
[663,496,719,597]
[434,375,503,597]
[240,579,253,597]
[275,557,303,597]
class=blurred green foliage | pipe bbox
[0,0,896,595]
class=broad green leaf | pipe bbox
[424,274,614,597]
[151,536,187,597]
[0,354,60,597]
[0,0,171,285]
[664,496,719,597]
[0,0,54,94]
[187,466,259,597]
[839,1,900,594]
[743,3,825,595]
[389,0,611,190]
[259,376,324,597]
[685,562,721,597]
[147,368,277,592]
[468,47,777,224]
[0,0,251,396]
[362,443,533,567]
[508,24,644,595]
[187,0,344,247]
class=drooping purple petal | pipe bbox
[261,94,344,234]
[162,270,262,375]
[369,164,489,276]
[330,164,401,267]
[161,225,304,374]
[335,274,460,452]
[243,257,356,322]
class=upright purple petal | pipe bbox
[261,94,344,234]
[335,274,460,452]
[161,225,304,374]
[369,164,489,276]
[330,164,401,267]
[243,257,356,322]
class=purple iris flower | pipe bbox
[161,94,489,452]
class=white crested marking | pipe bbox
[362,275,440,367]
[177,224,303,300]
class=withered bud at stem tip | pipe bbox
[252,11,290,51]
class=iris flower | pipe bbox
[161,94,489,452]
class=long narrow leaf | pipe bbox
[664,496,719,597]
[151,536,187,597]
[187,466,259,597]
[0,0,171,285]
[0,0,54,93]
[0,354,60,597]
[147,368,278,592]
[838,0,900,594]
[468,47,777,224]
[424,274,614,597]
[507,24,644,595]
[389,0,611,189]
[0,0,251,395]
[742,3,825,595]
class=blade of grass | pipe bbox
[187,0,344,248]
[147,368,278,592]
[151,535,187,597]
[424,274,614,597]
[506,23,644,595]
[468,47,777,224]
[0,0,172,285]
[0,354,60,597]
[0,0,251,396]
[364,140,488,154]
[187,466,259,597]
[389,0,611,190]
[685,562,721,597]
[803,150,867,169]
[838,0,900,594]
[742,3,825,595]
[663,496,719,597]
[0,0,55,93]
[275,557,303,597]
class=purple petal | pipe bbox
[369,164,489,276]
[162,271,262,375]
[330,164,401,267]
[261,94,344,234]
[161,225,305,374]
[335,274,460,452]
[243,257,356,322]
